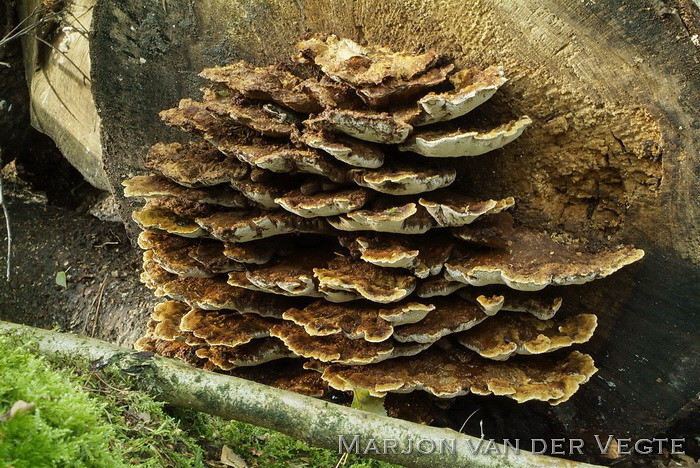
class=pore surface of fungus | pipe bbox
[399,116,533,157]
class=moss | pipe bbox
[0,332,398,467]
[181,411,397,468]
[0,334,127,468]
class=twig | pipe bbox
[0,161,12,281]
[334,452,349,468]
[33,34,91,84]
[90,277,108,337]
[458,408,479,433]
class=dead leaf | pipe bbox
[55,271,67,288]
[350,387,387,416]
[0,401,36,423]
[220,445,248,468]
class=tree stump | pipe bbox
[33,0,700,460]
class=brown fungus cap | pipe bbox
[321,346,597,404]
[328,201,435,234]
[304,109,413,144]
[195,210,334,243]
[357,64,454,108]
[199,61,322,113]
[270,321,432,365]
[150,300,190,341]
[132,201,207,238]
[228,176,293,210]
[415,276,468,298]
[457,312,598,361]
[282,300,435,343]
[299,129,385,168]
[413,66,508,126]
[124,174,249,208]
[196,338,296,370]
[399,116,532,157]
[445,226,645,291]
[135,335,207,368]
[152,272,303,319]
[296,34,439,87]
[275,188,373,218]
[189,241,245,274]
[419,193,515,227]
[201,88,298,138]
[316,285,365,303]
[140,250,177,293]
[159,99,251,145]
[350,166,457,196]
[222,238,292,265]
[314,256,417,304]
[138,231,242,277]
[297,76,361,110]
[233,250,336,298]
[341,234,453,279]
[146,196,221,219]
[391,297,490,343]
[145,141,248,188]
[180,308,280,347]
[459,288,563,320]
[231,144,349,184]
[226,270,267,293]
[472,294,506,315]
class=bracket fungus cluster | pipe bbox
[127,35,644,413]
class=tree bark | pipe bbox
[0,320,601,468]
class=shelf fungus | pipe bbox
[270,322,432,365]
[400,116,533,157]
[329,201,435,234]
[127,35,643,415]
[340,234,453,278]
[299,130,385,168]
[457,312,597,361]
[282,300,435,342]
[138,231,242,277]
[320,346,597,404]
[275,188,373,218]
[124,174,249,208]
[444,219,645,291]
[145,141,249,188]
[350,165,457,195]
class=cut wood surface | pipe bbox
[16,0,700,450]
[17,0,107,189]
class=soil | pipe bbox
[0,181,156,348]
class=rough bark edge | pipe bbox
[0,320,600,468]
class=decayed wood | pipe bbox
[0,320,601,468]
[17,0,107,190]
